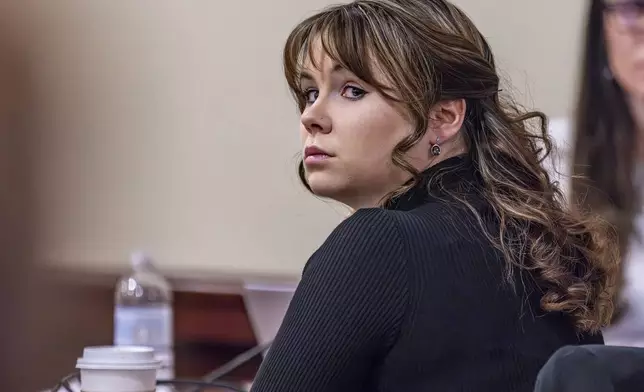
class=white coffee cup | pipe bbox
[76,346,161,392]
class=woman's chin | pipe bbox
[308,183,341,200]
[306,175,344,200]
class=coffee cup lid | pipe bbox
[76,346,161,370]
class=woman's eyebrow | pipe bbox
[299,63,349,84]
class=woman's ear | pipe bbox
[428,99,466,142]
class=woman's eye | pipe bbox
[303,89,319,104]
[341,85,367,100]
[605,2,644,31]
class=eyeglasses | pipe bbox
[603,0,644,32]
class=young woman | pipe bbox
[252,1,620,391]
[572,0,644,347]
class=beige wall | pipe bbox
[454,0,586,117]
[25,0,587,282]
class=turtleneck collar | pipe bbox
[385,155,482,211]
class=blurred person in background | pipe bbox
[0,4,37,390]
[572,0,644,347]
[0,4,97,390]
[251,1,620,391]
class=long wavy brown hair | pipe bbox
[283,0,619,333]
[571,0,634,320]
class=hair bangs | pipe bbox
[283,5,400,111]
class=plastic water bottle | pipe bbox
[114,252,174,389]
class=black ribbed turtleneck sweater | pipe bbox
[250,156,603,392]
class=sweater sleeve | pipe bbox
[250,208,410,392]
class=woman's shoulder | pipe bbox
[313,205,486,274]
[316,208,410,260]
[327,208,401,241]
[306,208,408,274]
[301,208,410,309]
[314,206,457,263]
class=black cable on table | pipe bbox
[185,341,272,392]
[49,372,78,392]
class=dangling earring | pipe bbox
[603,66,614,81]
[430,137,441,156]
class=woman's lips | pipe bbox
[304,154,331,164]
[304,146,334,164]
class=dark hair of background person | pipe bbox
[571,0,635,319]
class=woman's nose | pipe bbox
[301,102,332,134]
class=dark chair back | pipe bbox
[534,345,644,392]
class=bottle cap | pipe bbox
[76,346,161,370]
[130,251,152,270]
